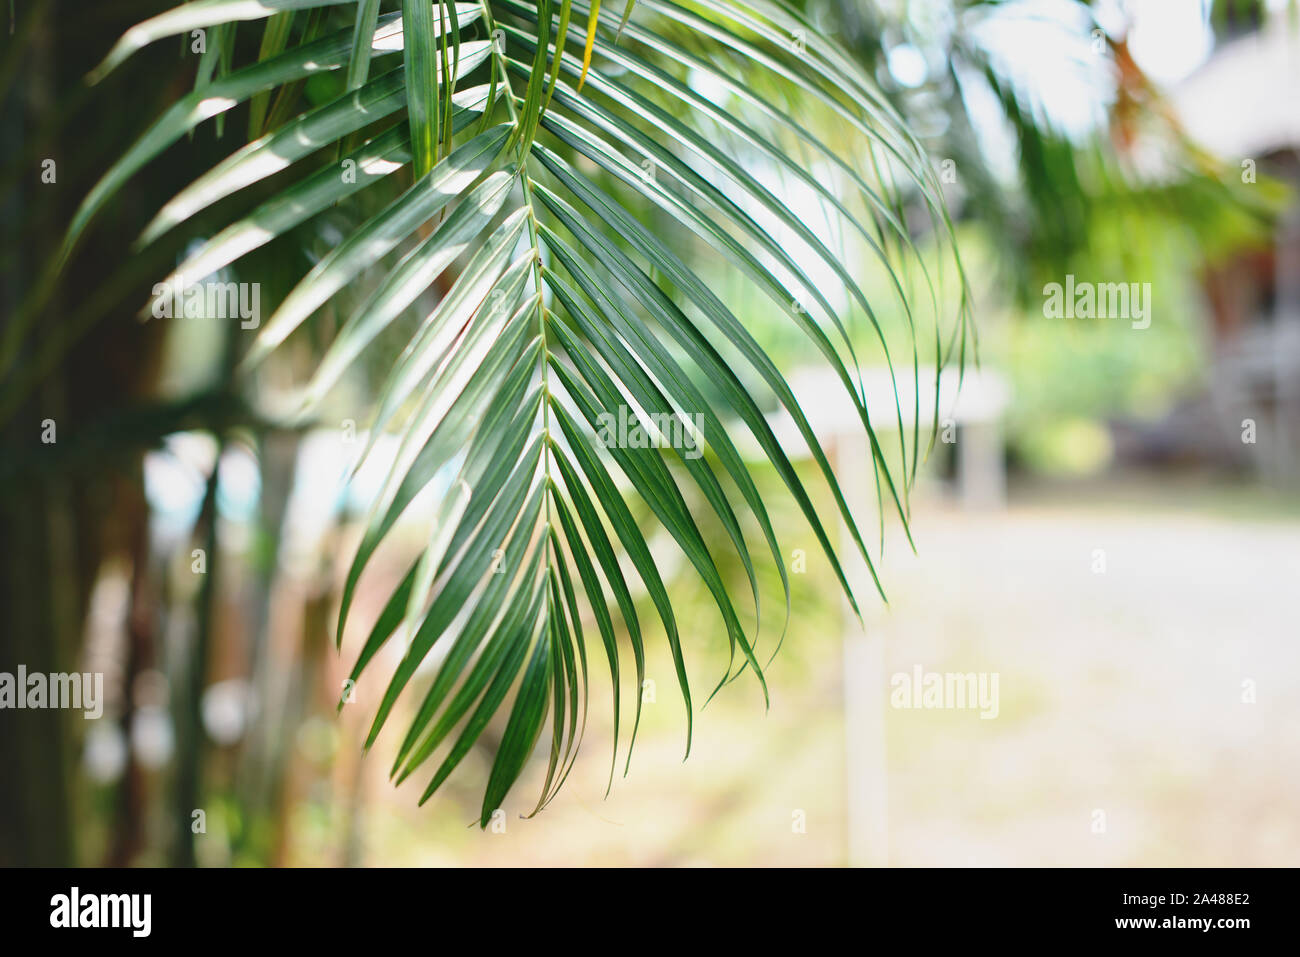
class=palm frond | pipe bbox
[72,0,970,825]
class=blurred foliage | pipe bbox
[2,0,1294,865]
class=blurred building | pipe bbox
[1152,11,1300,477]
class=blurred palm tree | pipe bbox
[811,0,1280,300]
[3,0,972,864]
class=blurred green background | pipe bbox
[2,0,1298,866]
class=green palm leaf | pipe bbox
[78,0,970,825]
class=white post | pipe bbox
[837,431,889,867]
[959,420,1006,509]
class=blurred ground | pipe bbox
[879,476,1300,867]
[312,475,1299,866]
